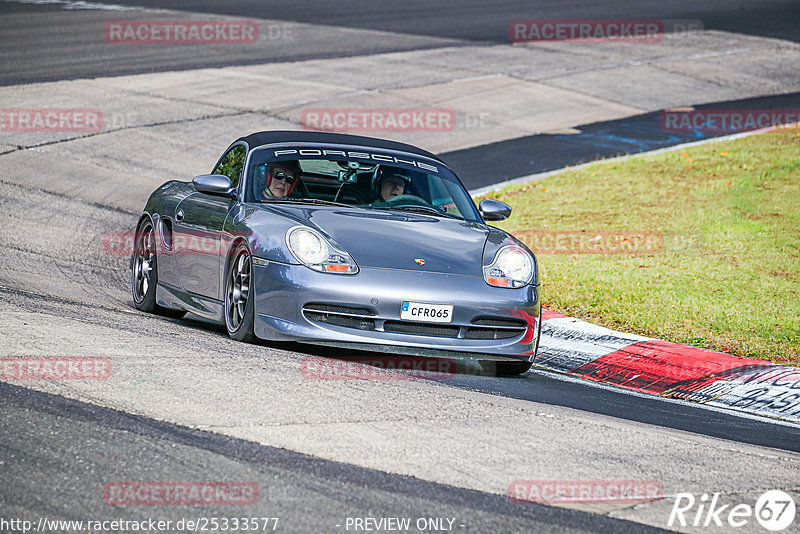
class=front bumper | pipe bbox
[252,260,540,362]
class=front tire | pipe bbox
[131,219,186,318]
[225,244,257,343]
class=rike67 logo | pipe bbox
[668,490,795,531]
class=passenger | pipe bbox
[262,161,301,199]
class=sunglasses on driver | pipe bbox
[271,170,298,183]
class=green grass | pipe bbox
[478,129,800,365]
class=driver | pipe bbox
[374,168,411,201]
[261,161,301,199]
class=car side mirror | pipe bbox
[479,199,512,221]
[192,174,236,198]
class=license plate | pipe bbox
[400,301,453,323]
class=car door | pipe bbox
[173,144,246,299]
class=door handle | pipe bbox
[175,209,184,222]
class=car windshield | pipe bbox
[245,145,482,222]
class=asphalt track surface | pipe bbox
[2,1,800,533]
[1,381,668,533]
[444,91,800,189]
[80,0,800,43]
[2,0,800,85]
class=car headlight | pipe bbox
[483,245,533,288]
[286,226,358,274]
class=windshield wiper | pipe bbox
[377,205,457,218]
[262,198,352,207]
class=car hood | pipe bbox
[263,204,490,276]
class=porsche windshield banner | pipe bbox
[269,148,441,174]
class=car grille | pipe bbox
[465,318,528,340]
[303,304,528,341]
[302,303,376,331]
[383,321,461,338]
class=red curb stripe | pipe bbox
[534,310,799,419]
[568,340,771,394]
[663,364,785,400]
[540,309,566,320]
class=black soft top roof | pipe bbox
[237,130,443,162]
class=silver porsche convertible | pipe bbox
[131,131,541,375]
